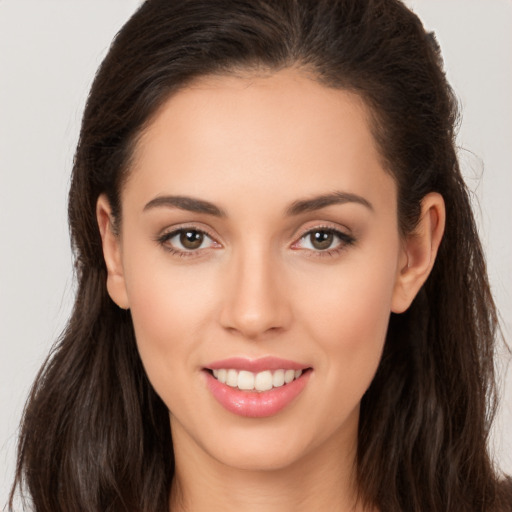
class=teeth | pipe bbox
[210,368,305,392]
[226,369,238,387]
[284,369,295,384]
[238,370,255,390]
[272,369,285,387]
[254,370,273,391]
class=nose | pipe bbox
[219,246,292,340]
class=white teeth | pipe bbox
[284,369,295,384]
[272,369,285,387]
[226,369,238,387]
[211,368,305,391]
[254,370,273,391]
[238,370,255,390]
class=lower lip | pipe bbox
[205,370,311,418]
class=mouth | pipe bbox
[206,368,308,392]
[203,357,312,418]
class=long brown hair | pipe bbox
[9,0,511,510]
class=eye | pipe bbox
[293,228,355,253]
[303,230,337,250]
[158,228,220,253]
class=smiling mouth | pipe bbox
[206,368,310,392]
[204,361,312,417]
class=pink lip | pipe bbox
[206,356,308,373]
[204,359,311,418]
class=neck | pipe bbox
[169,413,372,512]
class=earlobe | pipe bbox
[391,192,446,313]
[96,194,130,309]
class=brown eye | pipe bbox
[179,230,204,249]
[309,230,334,250]
[292,227,355,255]
[159,228,217,253]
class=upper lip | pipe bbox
[205,356,309,373]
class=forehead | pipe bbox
[127,68,395,212]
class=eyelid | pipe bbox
[155,221,355,258]
[290,223,356,254]
[157,222,220,241]
[292,221,353,242]
[155,223,222,255]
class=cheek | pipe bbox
[295,241,400,386]
[120,245,220,394]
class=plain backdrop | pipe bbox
[1,0,511,505]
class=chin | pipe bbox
[196,415,337,473]
[211,441,311,472]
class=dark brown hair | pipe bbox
[9,0,511,510]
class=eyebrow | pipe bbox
[143,195,226,216]
[286,191,373,216]
[143,190,373,217]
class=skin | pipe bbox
[97,68,445,512]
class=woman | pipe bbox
[8,0,512,510]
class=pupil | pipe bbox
[311,230,333,250]
[180,230,203,249]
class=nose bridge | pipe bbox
[220,240,290,338]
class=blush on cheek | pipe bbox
[126,265,215,366]
[300,268,395,396]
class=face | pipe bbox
[99,69,419,473]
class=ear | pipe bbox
[96,194,130,309]
[391,192,446,313]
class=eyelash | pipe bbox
[156,226,356,259]
[156,226,219,258]
[292,226,356,258]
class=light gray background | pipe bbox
[1,0,511,505]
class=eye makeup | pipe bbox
[291,225,356,259]
[155,225,222,258]
[154,222,356,261]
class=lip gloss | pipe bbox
[204,366,310,418]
